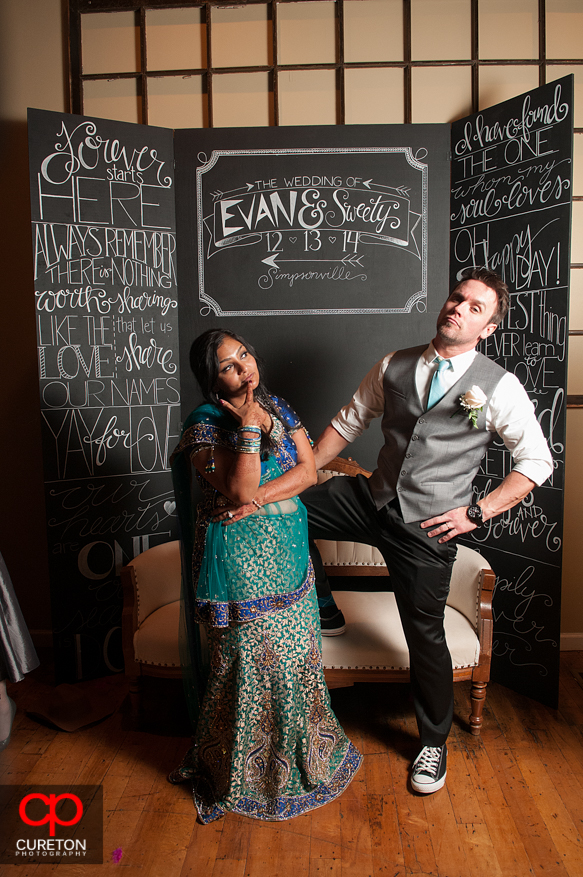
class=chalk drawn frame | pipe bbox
[195,146,428,317]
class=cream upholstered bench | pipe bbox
[121,540,182,724]
[316,458,496,736]
[121,460,495,735]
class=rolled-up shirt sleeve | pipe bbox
[331,354,393,442]
[487,372,553,486]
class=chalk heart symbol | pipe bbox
[164,501,176,516]
[328,236,336,243]
[289,236,297,243]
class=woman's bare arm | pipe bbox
[213,428,317,524]
[192,445,261,505]
[256,429,317,505]
[192,382,270,504]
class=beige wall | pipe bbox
[1,0,582,641]
[563,410,583,639]
[0,0,67,632]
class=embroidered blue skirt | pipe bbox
[180,499,362,822]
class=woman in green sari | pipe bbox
[168,329,361,823]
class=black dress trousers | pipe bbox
[302,474,457,747]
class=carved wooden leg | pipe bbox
[469,680,487,736]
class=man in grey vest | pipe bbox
[303,267,553,795]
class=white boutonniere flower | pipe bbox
[453,385,487,429]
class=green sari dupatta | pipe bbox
[171,443,208,730]
[171,398,311,731]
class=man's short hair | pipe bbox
[452,267,509,326]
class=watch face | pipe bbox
[467,505,483,524]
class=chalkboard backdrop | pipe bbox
[28,109,180,681]
[174,124,451,467]
[27,78,572,702]
[450,76,573,707]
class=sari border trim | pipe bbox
[194,741,363,824]
[193,561,315,628]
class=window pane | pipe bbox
[344,0,403,63]
[278,69,337,125]
[411,0,471,61]
[574,132,583,198]
[569,269,583,330]
[83,78,140,124]
[345,68,404,124]
[479,66,539,110]
[146,8,205,71]
[212,5,271,68]
[567,335,583,393]
[479,0,538,60]
[572,201,583,265]
[148,76,206,128]
[412,66,471,123]
[547,0,583,60]
[278,1,336,65]
[82,12,139,75]
[548,68,583,127]
[213,72,271,127]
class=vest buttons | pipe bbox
[418,418,425,423]
[401,470,407,476]
[411,435,418,441]
[405,453,412,459]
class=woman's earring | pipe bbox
[205,449,215,474]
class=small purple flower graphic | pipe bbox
[112,847,123,863]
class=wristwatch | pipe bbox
[466,504,484,528]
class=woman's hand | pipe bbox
[198,420,316,513]
[219,382,268,430]
[210,502,257,525]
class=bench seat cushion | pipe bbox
[321,591,479,670]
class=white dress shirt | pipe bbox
[331,342,553,487]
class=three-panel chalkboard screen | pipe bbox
[28,75,572,706]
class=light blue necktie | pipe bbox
[426,357,452,410]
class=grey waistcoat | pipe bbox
[367,344,507,522]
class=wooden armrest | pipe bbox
[476,567,496,679]
[480,567,496,613]
[321,456,372,478]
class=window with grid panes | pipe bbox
[69,0,583,401]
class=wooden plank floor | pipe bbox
[2,652,583,877]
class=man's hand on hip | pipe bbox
[420,506,477,543]
[421,471,537,543]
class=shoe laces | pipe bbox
[415,746,442,774]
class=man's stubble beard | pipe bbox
[436,320,466,348]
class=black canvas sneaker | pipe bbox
[319,605,346,636]
[410,745,447,794]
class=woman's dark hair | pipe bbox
[189,328,282,456]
